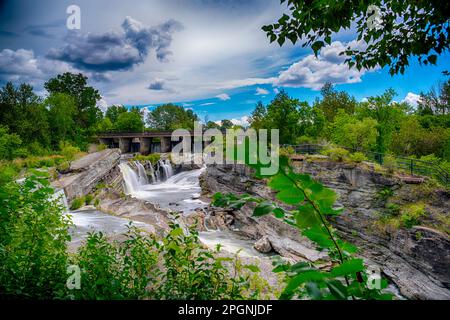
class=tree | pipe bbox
[219,120,234,131]
[331,111,378,151]
[0,82,50,147]
[0,126,22,160]
[358,89,406,153]
[205,121,220,130]
[314,83,357,122]
[147,104,198,131]
[249,101,267,130]
[105,105,128,123]
[418,79,450,115]
[45,93,77,148]
[115,111,144,132]
[264,90,302,144]
[263,1,450,75]
[44,73,102,129]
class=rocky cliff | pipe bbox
[199,160,450,300]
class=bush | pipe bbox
[84,194,94,205]
[348,152,368,163]
[70,197,85,210]
[0,175,71,299]
[132,154,161,165]
[97,143,107,151]
[57,161,70,173]
[321,147,349,162]
[401,203,426,228]
[279,146,295,156]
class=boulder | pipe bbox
[253,236,272,253]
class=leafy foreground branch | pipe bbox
[212,156,393,300]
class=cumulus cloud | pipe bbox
[96,98,109,114]
[275,41,371,90]
[0,48,74,83]
[255,87,269,95]
[230,116,250,127]
[47,16,182,72]
[216,93,230,100]
[402,92,422,107]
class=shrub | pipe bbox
[401,203,426,228]
[57,161,70,173]
[348,152,368,163]
[321,147,349,162]
[97,143,107,151]
[70,197,85,210]
[84,194,94,205]
[0,175,71,299]
[280,146,295,156]
[132,154,161,165]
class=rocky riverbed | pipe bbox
[53,149,450,300]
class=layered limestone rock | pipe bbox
[53,149,122,202]
[199,161,450,300]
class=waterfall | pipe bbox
[135,161,149,185]
[147,161,157,183]
[119,163,142,194]
[157,159,173,181]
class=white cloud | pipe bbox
[402,92,422,107]
[274,41,372,90]
[200,102,216,106]
[255,87,269,95]
[230,116,250,127]
[273,88,279,94]
[216,93,231,101]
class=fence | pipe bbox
[282,144,450,187]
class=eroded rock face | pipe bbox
[200,162,450,300]
[254,236,272,253]
[53,149,122,202]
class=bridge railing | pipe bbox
[281,144,450,187]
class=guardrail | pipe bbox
[282,144,450,187]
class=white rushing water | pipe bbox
[119,161,207,214]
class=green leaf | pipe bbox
[253,201,275,216]
[282,270,326,298]
[302,226,334,249]
[330,259,364,277]
[326,280,348,300]
[276,188,305,205]
[295,204,321,229]
[243,264,260,272]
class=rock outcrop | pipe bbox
[200,161,450,300]
[53,149,122,202]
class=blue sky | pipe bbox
[0,0,449,125]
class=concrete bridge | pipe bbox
[97,131,202,154]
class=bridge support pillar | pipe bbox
[140,137,151,155]
[119,138,132,153]
[161,137,171,153]
[99,138,113,148]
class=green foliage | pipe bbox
[263,1,449,75]
[382,154,397,174]
[0,175,72,298]
[132,153,161,165]
[59,141,80,165]
[70,226,159,299]
[314,83,357,122]
[212,155,391,300]
[154,220,263,300]
[0,125,23,160]
[400,203,427,228]
[114,110,144,132]
[348,152,368,163]
[45,93,77,148]
[321,147,349,162]
[147,104,199,130]
[331,111,378,152]
[70,197,85,210]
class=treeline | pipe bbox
[249,81,450,164]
